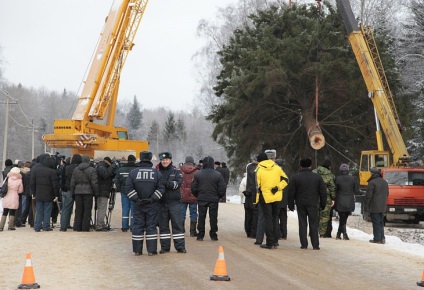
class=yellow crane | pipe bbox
[43,0,149,158]
[336,0,410,186]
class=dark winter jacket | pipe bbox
[63,154,82,192]
[288,169,327,210]
[2,165,13,180]
[70,161,99,196]
[365,172,389,213]
[335,172,358,213]
[96,161,116,198]
[30,154,60,202]
[244,162,258,208]
[114,162,139,194]
[23,168,32,197]
[191,156,226,203]
[126,161,165,202]
[180,163,199,203]
[216,166,230,185]
[158,162,183,203]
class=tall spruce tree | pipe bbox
[208,3,403,173]
[163,112,177,144]
[127,95,143,131]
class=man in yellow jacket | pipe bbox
[255,152,289,249]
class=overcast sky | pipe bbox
[0,0,235,112]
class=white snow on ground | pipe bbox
[227,194,424,259]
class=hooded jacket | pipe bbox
[114,162,139,194]
[180,162,199,203]
[30,154,60,202]
[365,172,389,213]
[70,158,99,196]
[191,156,226,202]
[96,160,116,198]
[255,160,288,204]
[63,154,82,192]
[2,170,23,209]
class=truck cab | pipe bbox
[382,168,424,223]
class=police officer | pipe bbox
[157,152,186,254]
[126,151,165,256]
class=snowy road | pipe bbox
[0,195,423,289]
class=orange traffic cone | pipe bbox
[418,268,424,287]
[210,246,230,281]
[18,253,40,289]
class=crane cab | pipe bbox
[359,150,390,187]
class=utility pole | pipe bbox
[0,89,18,173]
[30,119,40,160]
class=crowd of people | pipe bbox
[240,150,387,250]
[0,148,389,255]
[0,152,231,256]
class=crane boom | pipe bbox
[43,0,149,157]
[336,0,410,166]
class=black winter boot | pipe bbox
[190,221,197,237]
[336,232,342,240]
[343,226,349,240]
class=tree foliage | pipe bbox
[127,95,143,131]
[208,2,405,174]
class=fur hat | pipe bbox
[128,155,136,162]
[10,167,21,174]
[265,149,276,159]
[339,163,349,172]
[185,156,194,164]
[159,152,172,160]
[300,158,312,168]
[256,153,269,163]
[140,151,153,161]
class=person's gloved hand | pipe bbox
[271,186,278,194]
[53,197,58,202]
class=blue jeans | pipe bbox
[60,191,74,230]
[121,193,133,230]
[180,202,197,222]
[35,201,52,231]
[370,213,385,241]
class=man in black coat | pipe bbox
[191,156,226,241]
[30,154,60,232]
[288,157,327,250]
[366,167,389,244]
[95,157,117,231]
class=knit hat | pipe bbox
[128,155,136,162]
[339,163,349,172]
[256,153,268,163]
[104,157,112,164]
[275,159,284,167]
[10,167,21,174]
[159,152,172,160]
[265,149,276,159]
[140,151,153,161]
[185,156,194,164]
[5,159,13,166]
[300,158,312,168]
[214,161,221,166]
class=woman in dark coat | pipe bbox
[334,164,359,240]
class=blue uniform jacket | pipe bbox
[158,162,183,203]
[126,161,165,202]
